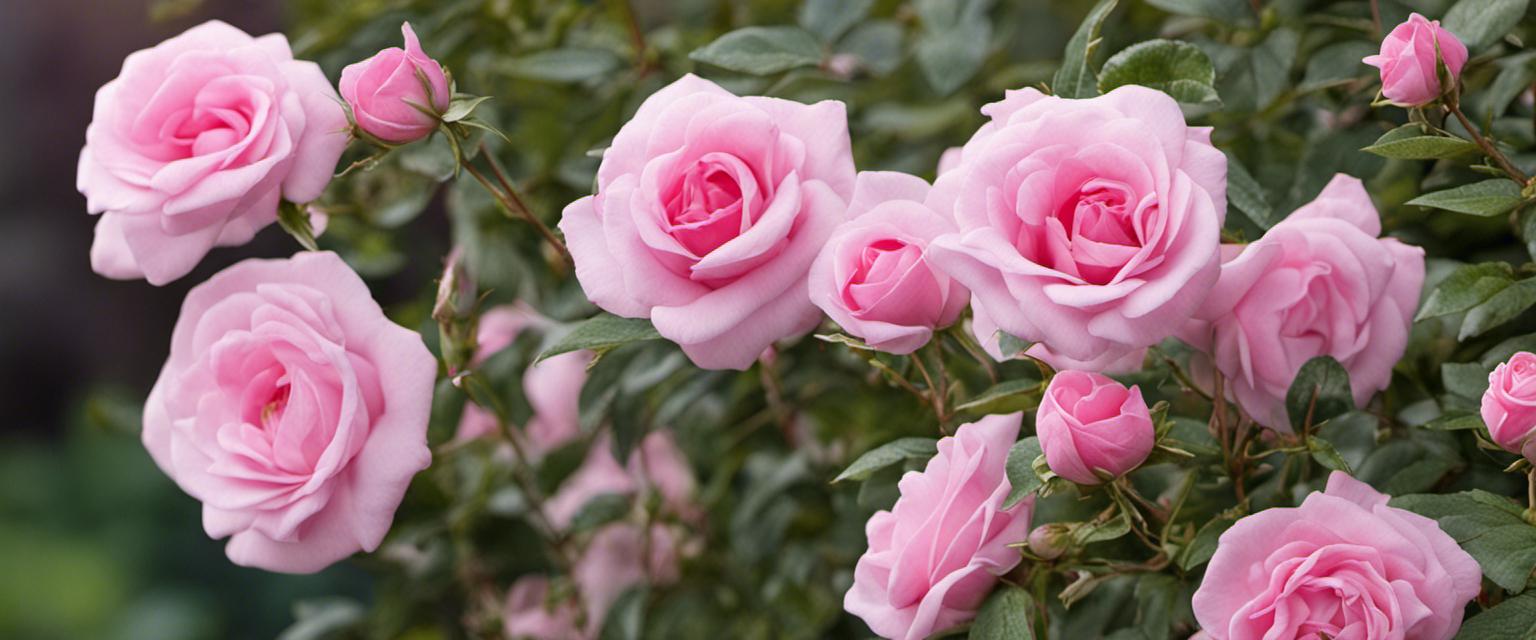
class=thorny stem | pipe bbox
[617,0,652,75]
[758,358,796,444]
[910,344,951,433]
[1369,0,1382,39]
[1445,85,1529,185]
[464,144,573,265]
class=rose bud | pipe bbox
[1483,352,1536,462]
[1363,13,1468,107]
[1036,370,1154,485]
[339,22,451,144]
[1027,523,1071,561]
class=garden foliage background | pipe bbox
[9,0,1536,638]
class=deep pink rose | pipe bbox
[339,22,451,144]
[1180,174,1424,431]
[544,431,697,530]
[844,413,1033,640]
[560,74,855,370]
[141,251,434,573]
[925,85,1226,365]
[503,523,681,639]
[79,21,349,285]
[454,305,589,454]
[808,171,967,354]
[1482,352,1536,461]
[1036,370,1154,484]
[1193,472,1481,640]
[1364,13,1468,107]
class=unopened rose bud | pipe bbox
[1028,523,1071,560]
[1363,13,1467,107]
[339,22,451,144]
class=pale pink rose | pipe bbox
[339,22,451,144]
[79,21,349,285]
[1482,352,1536,461]
[141,251,434,573]
[1180,174,1424,431]
[808,171,967,354]
[544,431,697,530]
[503,575,582,640]
[1364,13,1468,107]
[453,305,589,455]
[925,86,1226,366]
[969,303,1147,373]
[1036,370,1154,484]
[502,524,682,639]
[1193,472,1481,640]
[559,74,855,370]
[844,413,1033,640]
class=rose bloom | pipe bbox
[454,305,589,455]
[544,431,698,530]
[503,523,682,639]
[844,413,1033,640]
[925,85,1226,365]
[79,20,349,285]
[141,252,435,573]
[1036,370,1154,484]
[1364,13,1468,107]
[1180,174,1424,431]
[1482,351,1536,462]
[560,74,855,370]
[808,171,967,354]
[1193,471,1481,640]
[969,305,1147,373]
[339,22,451,144]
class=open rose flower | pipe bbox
[1364,13,1468,107]
[141,251,434,573]
[925,85,1226,365]
[1180,174,1424,431]
[970,304,1147,374]
[79,20,349,285]
[844,413,1033,640]
[560,74,855,370]
[1036,370,1154,484]
[808,171,967,354]
[1193,471,1481,640]
[339,22,451,144]
[1482,351,1536,462]
[453,305,589,454]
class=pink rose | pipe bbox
[453,305,589,454]
[925,86,1226,365]
[544,431,697,530]
[141,251,434,573]
[503,523,681,639]
[1364,13,1468,107]
[1180,174,1424,431]
[503,575,582,639]
[1036,370,1154,484]
[339,22,451,144]
[79,21,349,285]
[1193,472,1481,640]
[1482,352,1536,461]
[844,413,1033,640]
[969,303,1147,373]
[559,74,855,370]
[807,171,967,354]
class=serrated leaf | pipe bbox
[1004,437,1043,508]
[1362,127,1479,159]
[1463,279,1536,339]
[972,585,1037,640]
[833,437,937,483]
[1226,152,1273,228]
[689,26,824,75]
[1098,39,1219,104]
[1444,0,1530,50]
[1286,356,1354,430]
[1419,262,1517,320]
[1407,179,1526,217]
[1178,514,1237,570]
[1306,436,1354,474]
[1052,0,1118,99]
[1393,489,1536,593]
[1455,590,1536,639]
[959,379,1045,415]
[538,313,662,362]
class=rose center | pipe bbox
[1032,179,1148,285]
[842,239,919,313]
[663,156,749,256]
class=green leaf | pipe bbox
[798,0,873,43]
[502,48,622,83]
[1442,361,1494,399]
[1444,0,1530,50]
[1177,514,1237,570]
[689,26,824,75]
[1097,39,1219,104]
[836,21,904,75]
[1306,436,1354,474]
[441,95,492,123]
[1004,437,1043,508]
[1455,591,1536,639]
[1226,152,1274,228]
[1073,511,1132,545]
[1418,262,1517,320]
[1362,126,1480,159]
[1285,356,1354,430]
[567,493,632,534]
[958,379,1045,415]
[277,200,319,251]
[538,313,662,362]
[1211,28,1298,112]
[1463,279,1536,339]
[997,331,1033,358]
[971,585,1037,640]
[1145,0,1254,23]
[1052,0,1118,99]
[833,437,937,483]
[1406,179,1527,217]
[915,13,991,96]
[1393,489,1536,593]
[814,333,875,351]
[1300,40,1377,91]
[598,586,648,640]
[1423,412,1486,431]
[1132,574,1183,640]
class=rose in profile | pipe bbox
[1180,174,1424,431]
[1364,13,1468,107]
[78,20,349,285]
[844,413,1033,640]
[1036,370,1154,485]
[808,171,967,354]
[141,251,434,573]
[453,305,589,455]
[1193,471,1480,639]
[339,22,451,144]
[1482,351,1536,462]
[925,85,1226,366]
[560,74,855,370]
